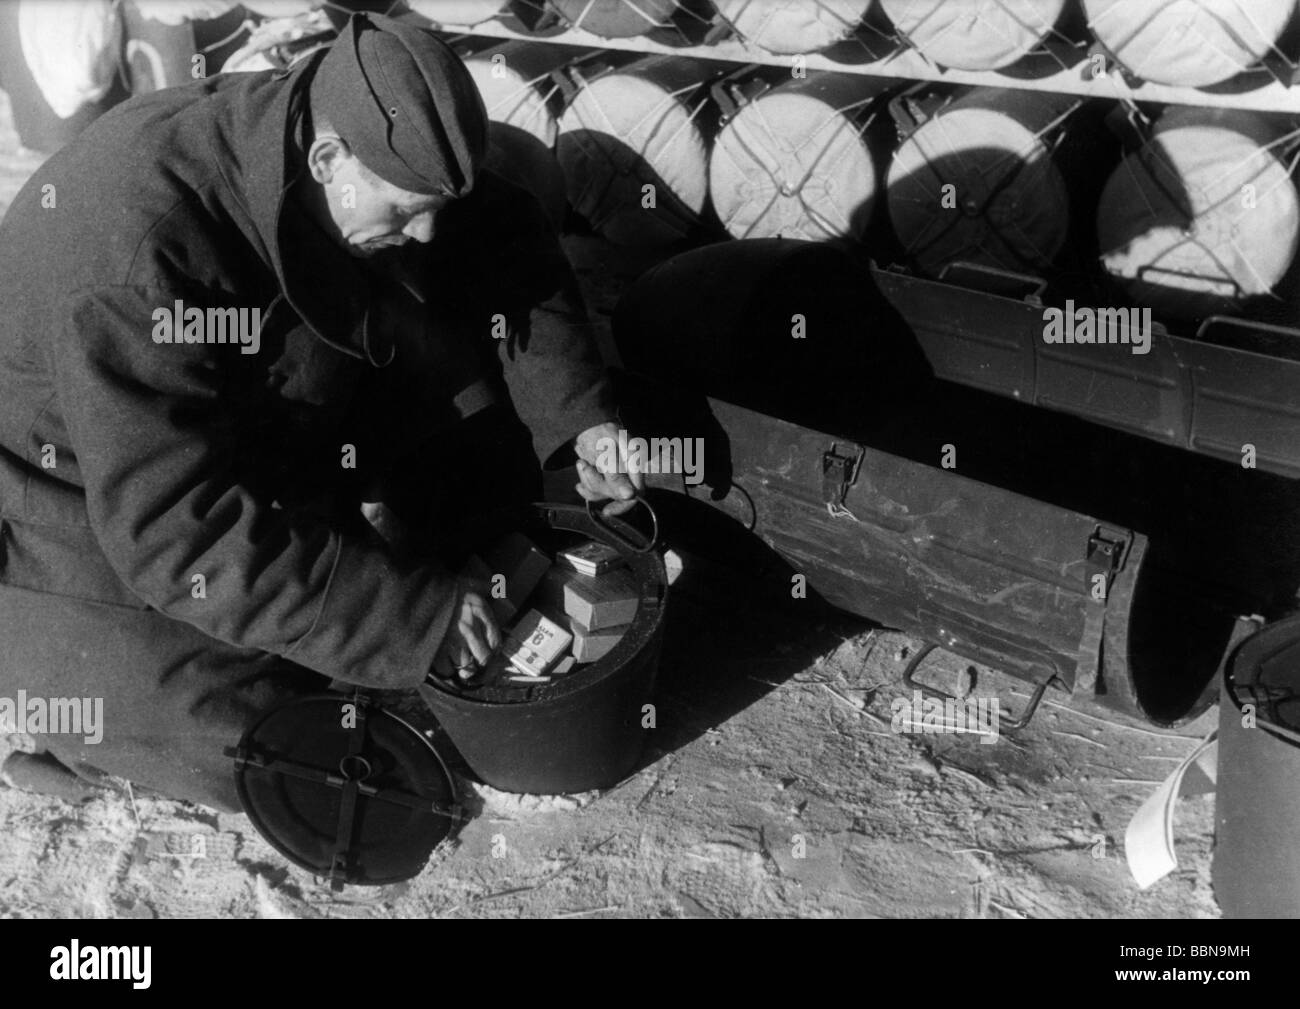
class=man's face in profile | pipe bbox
[308,134,453,257]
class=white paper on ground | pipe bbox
[1125,732,1218,889]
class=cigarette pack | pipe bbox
[558,540,624,577]
[539,567,640,632]
[502,609,573,678]
[570,619,631,663]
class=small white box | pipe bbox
[503,609,573,678]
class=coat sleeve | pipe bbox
[49,284,459,689]
[497,253,619,468]
[463,179,618,466]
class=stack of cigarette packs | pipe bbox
[541,546,640,664]
[467,534,641,688]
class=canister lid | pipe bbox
[227,693,459,889]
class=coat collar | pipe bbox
[209,54,393,365]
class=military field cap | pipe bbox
[311,12,488,197]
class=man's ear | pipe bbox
[307,135,350,185]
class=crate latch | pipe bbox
[1086,530,1126,589]
[1076,527,1132,693]
[822,443,864,520]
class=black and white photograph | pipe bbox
[0,0,1294,952]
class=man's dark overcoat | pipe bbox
[0,51,615,809]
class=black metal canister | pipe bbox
[420,502,667,794]
[1213,615,1300,918]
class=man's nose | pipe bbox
[403,213,435,243]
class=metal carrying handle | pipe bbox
[1196,314,1300,344]
[901,643,1053,733]
[584,495,660,555]
[939,261,1049,304]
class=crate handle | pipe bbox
[585,495,659,554]
[1196,314,1300,344]
[938,261,1048,304]
[902,643,1055,733]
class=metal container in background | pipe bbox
[709,71,890,242]
[461,39,579,225]
[1085,0,1297,88]
[614,238,1262,729]
[407,0,510,28]
[1097,107,1300,321]
[556,54,718,247]
[463,39,577,147]
[122,1,256,92]
[550,0,704,38]
[887,86,1080,279]
[713,0,873,55]
[1213,614,1300,918]
[0,0,126,155]
[879,0,1067,71]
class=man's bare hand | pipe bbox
[574,421,645,517]
[433,577,501,680]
